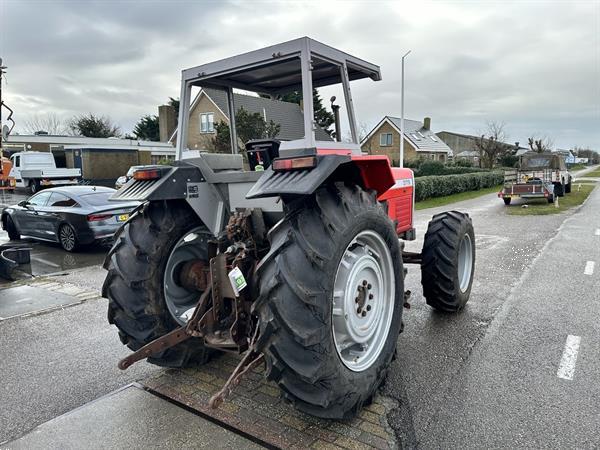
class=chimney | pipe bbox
[158,105,177,142]
[423,117,431,130]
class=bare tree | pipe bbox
[358,121,372,152]
[473,121,509,169]
[527,135,554,153]
[23,113,69,135]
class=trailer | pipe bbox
[499,152,572,205]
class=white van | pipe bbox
[10,152,82,193]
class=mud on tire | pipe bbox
[421,211,475,312]
[254,183,404,419]
[102,200,211,368]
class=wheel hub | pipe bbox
[332,230,395,372]
[164,228,209,326]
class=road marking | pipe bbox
[584,261,595,275]
[557,335,581,380]
[15,297,32,304]
[595,229,600,236]
[31,257,60,268]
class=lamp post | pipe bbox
[400,50,411,168]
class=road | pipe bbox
[0,169,598,447]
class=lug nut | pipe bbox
[367,305,371,311]
[355,297,359,303]
[362,280,368,286]
[361,311,367,317]
[367,283,372,289]
[357,308,361,314]
[368,294,373,300]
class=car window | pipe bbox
[79,191,115,206]
[47,192,78,208]
[27,191,52,206]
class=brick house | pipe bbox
[169,87,332,150]
[361,116,452,165]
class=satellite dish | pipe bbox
[1,125,9,141]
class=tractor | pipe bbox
[103,38,475,419]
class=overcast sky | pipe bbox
[1,0,599,149]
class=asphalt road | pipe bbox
[0,169,598,447]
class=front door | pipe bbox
[18,191,53,237]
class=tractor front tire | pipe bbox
[255,184,404,419]
[565,179,572,194]
[503,197,511,205]
[102,200,212,368]
[421,211,475,312]
[554,182,565,197]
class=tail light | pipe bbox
[272,156,317,171]
[133,167,169,180]
[87,214,112,222]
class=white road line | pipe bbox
[15,297,32,304]
[31,257,60,268]
[557,335,581,381]
[584,261,595,276]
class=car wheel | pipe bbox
[59,224,78,252]
[29,180,40,194]
[4,216,21,240]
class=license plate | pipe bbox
[117,214,129,222]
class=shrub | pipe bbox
[452,158,474,167]
[417,161,445,176]
[415,171,504,202]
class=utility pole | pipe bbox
[400,50,411,168]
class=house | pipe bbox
[360,116,452,165]
[168,87,332,151]
[454,150,480,165]
[4,134,174,184]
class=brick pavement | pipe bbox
[142,352,399,449]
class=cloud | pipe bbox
[1,0,598,148]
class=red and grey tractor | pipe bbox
[103,38,475,419]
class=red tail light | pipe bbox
[133,169,161,180]
[272,156,317,171]
[87,214,112,222]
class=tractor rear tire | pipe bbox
[565,179,572,193]
[254,183,404,419]
[421,211,475,312]
[102,200,212,368]
[503,197,511,205]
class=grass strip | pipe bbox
[505,184,596,215]
[415,185,501,210]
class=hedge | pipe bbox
[414,161,488,177]
[415,171,504,202]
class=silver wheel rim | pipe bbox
[60,226,75,251]
[332,230,395,372]
[458,234,473,292]
[164,227,208,326]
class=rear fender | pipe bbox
[246,155,395,199]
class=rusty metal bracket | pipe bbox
[118,286,212,370]
[208,325,264,409]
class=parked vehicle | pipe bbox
[115,165,163,189]
[499,152,572,205]
[1,186,138,252]
[0,156,16,191]
[9,151,81,193]
[103,38,476,419]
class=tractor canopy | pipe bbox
[519,152,566,170]
[175,37,381,159]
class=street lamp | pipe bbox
[400,50,411,168]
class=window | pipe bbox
[379,133,393,146]
[27,191,52,206]
[151,155,175,165]
[430,135,438,142]
[14,156,20,167]
[48,192,77,208]
[200,113,215,133]
[411,133,420,141]
[430,154,436,160]
[80,192,115,206]
[418,131,425,138]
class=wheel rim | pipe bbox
[164,227,208,326]
[457,234,473,292]
[332,230,395,372]
[60,226,75,251]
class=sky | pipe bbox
[1,0,599,150]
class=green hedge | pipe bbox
[415,172,504,202]
[413,161,488,177]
